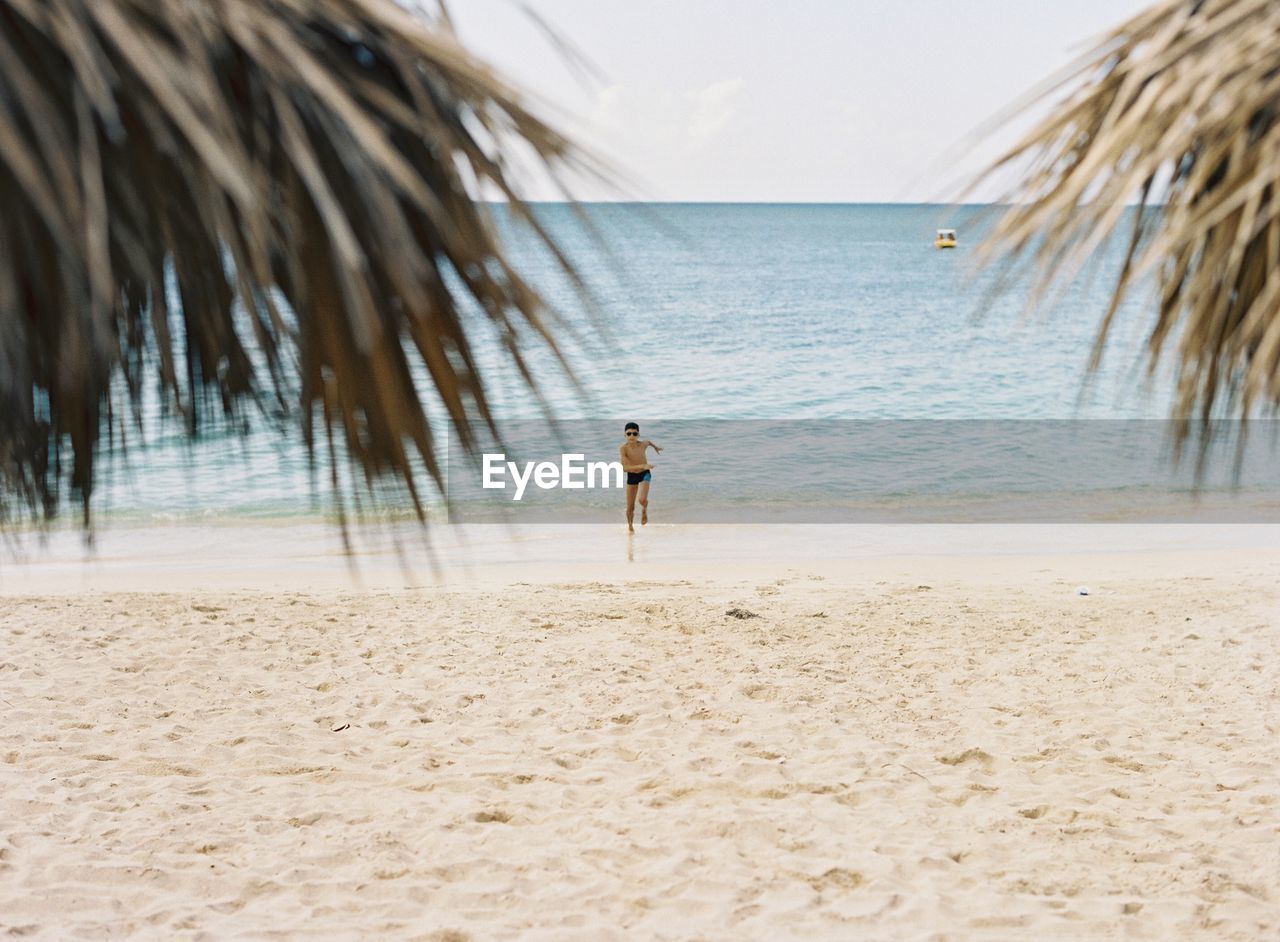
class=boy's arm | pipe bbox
[646,440,663,454]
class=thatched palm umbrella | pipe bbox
[0,0,595,527]
[980,0,1280,439]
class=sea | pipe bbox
[78,203,1280,527]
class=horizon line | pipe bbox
[490,199,1161,208]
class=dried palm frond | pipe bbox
[0,0,600,528]
[975,0,1280,440]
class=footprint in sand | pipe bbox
[429,931,473,942]
[799,868,864,891]
[1103,755,1145,772]
[742,684,780,701]
[937,748,995,767]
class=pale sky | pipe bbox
[450,0,1153,202]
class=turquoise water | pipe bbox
[93,203,1198,522]
[506,203,1171,420]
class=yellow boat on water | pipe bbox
[935,228,957,249]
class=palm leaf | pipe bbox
[975,0,1280,441]
[0,0,600,527]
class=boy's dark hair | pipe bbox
[624,422,639,432]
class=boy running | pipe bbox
[619,421,662,532]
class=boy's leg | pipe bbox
[625,483,638,532]
[638,480,650,525]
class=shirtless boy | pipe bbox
[619,421,662,533]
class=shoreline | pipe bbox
[5,520,1280,593]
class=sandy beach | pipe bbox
[2,536,1277,939]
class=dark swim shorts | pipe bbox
[626,469,652,486]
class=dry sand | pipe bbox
[2,550,1278,939]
